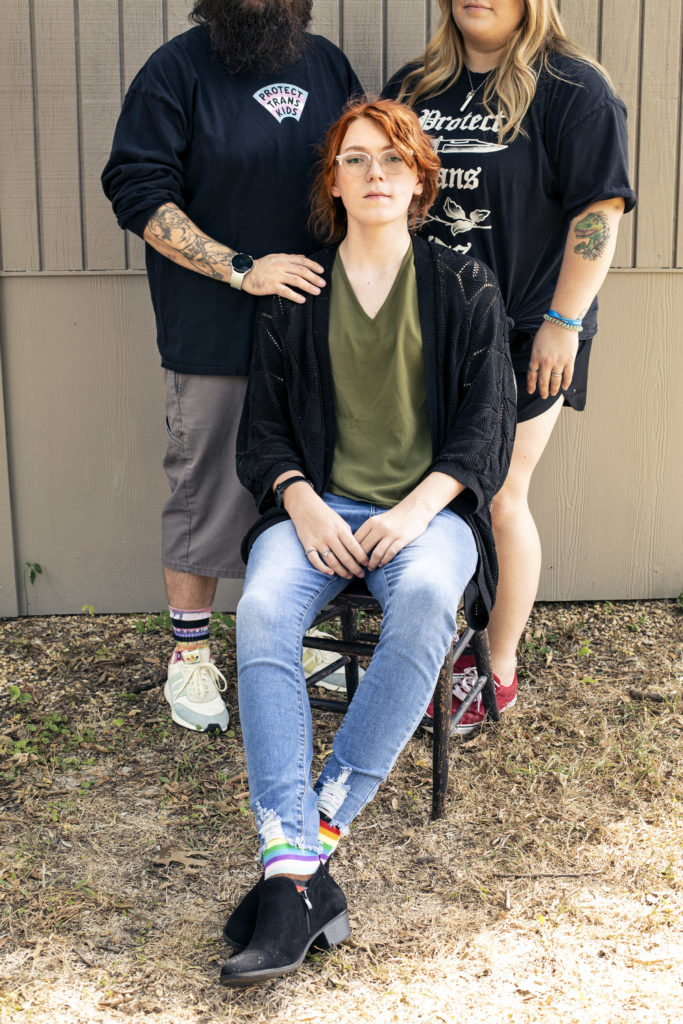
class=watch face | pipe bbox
[231,253,254,274]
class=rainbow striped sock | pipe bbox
[262,838,319,882]
[169,606,211,661]
[319,817,341,863]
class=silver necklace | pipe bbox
[459,67,488,112]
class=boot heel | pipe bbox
[320,910,351,947]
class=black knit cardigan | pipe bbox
[236,236,517,629]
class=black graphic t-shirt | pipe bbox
[103,26,361,374]
[383,56,636,338]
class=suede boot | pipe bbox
[223,875,263,950]
[222,855,337,951]
[219,863,350,987]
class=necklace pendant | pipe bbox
[460,90,473,113]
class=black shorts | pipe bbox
[509,329,594,424]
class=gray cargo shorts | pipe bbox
[162,371,259,578]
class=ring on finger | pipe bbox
[527,367,539,374]
[305,548,316,556]
[322,549,331,557]
[550,372,563,377]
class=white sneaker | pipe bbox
[164,647,229,732]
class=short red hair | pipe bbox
[309,98,441,244]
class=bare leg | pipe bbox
[488,400,564,685]
[163,567,218,614]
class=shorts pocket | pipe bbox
[165,415,185,452]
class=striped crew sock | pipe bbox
[169,606,211,662]
[319,816,341,863]
[262,838,319,888]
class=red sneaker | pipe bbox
[423,666,517,735]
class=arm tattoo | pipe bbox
[147,203,234,281]
[573,211,609,261]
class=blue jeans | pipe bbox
[236,493,477,858]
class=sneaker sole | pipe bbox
[164,683,229,733]
[219,910,351,987]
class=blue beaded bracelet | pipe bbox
[547,308,583,327]
[543,314,582,332]
[544,309,581,329]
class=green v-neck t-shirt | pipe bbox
[327,246,432,508]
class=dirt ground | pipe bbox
[0,598,681,1024]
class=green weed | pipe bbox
[134,611,172,634]
[627,613,648,633]
[8,685,33,706]
[23,561,42,614]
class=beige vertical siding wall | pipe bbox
[0,1,681,615]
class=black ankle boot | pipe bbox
[219,863,350,987]
[223,875,263,950]
[222,856,336,951]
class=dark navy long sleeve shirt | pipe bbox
[102,26,361,374]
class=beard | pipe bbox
[191,0,314,74]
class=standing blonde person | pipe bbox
[383,0,635,731]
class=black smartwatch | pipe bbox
[274,476,313,510]
[229,252,255,290]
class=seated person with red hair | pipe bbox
[220,98,516,987]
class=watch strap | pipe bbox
[229,268,246,290]
[274,476,313,509]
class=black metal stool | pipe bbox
[302,579,500,820]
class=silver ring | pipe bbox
[550,372,563,377]
[322,549,331,557]
[527,367,539,373]
[305,548,316,555]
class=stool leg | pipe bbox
[431,640,455,820]
[472,630,500,723]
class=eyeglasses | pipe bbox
[335,149,413,177]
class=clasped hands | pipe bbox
[284,484,433,578]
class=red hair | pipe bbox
[309,98,441,244]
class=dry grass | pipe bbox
[0,599,681,1023]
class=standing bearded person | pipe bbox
[102,1,361,733]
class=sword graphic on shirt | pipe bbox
[418,105,507,254]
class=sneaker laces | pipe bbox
[177,660,227,701]
[452,665,480,703]
[453,663,511,715]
